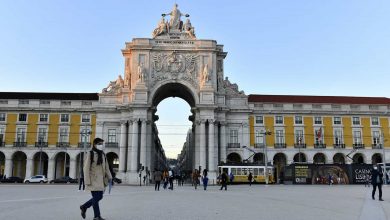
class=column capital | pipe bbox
[120,120,128,125]
[96,121,104,126]
[207,119,216,124]
[219,121,227,126]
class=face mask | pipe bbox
[96,144,104,151]
[374,166,378,170]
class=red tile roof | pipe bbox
[248,94,390,105]
[0,92,99,100]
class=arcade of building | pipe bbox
[0,5,389,184]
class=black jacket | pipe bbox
[371,168,383,185]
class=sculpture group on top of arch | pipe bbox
[152,4,196,39]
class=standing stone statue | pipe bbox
[202,64,210,84]
[138,63,145,83]
[183,19,196,39]
[164,4,188,30]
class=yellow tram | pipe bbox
[218,165,275,184]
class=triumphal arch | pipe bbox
[98,4,248,183]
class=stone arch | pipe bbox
[106,152,119,173]
[0,151,5,176]
[150,82,198,107]
[333,153,346,164]
[372,153,383,164]
[227,152,242,164]
[12,151,27,178]
[54,151,70,179]
[352,153,365,164]
[293,152,307,163]
[253,153,264,164]
[273,153,287,183]
[32,151,49,176]
[313,153,326,164]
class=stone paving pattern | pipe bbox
[0,184,389,220]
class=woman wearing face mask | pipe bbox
[80,138,112,220]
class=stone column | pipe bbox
[140,120,147,170]
[47,158,55,181]
[220,123,227,163]
[25,158,33,178]
[4,158,12,178]
[208,120,215,172]
[119,120,127,173]
[69,158,76,179]
[199,120,206,170]
[130,120,139,172]
[127,120,133,171]
[96,122,104,139]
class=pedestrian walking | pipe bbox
[372,165,384,201]
[192,169,200,190]
[168,169,174,190]
[229,172,234,184]
[163,170,169,189]
[248,172,253,186]
[202,169,209,190]
[78,169,85,191]
[79,138,112,220]
[220,170,228,191]
[154,169,162,191]
[328,174,333,185]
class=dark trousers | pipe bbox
[372,184,383,199]
[79,178,85,190]
[82,191,103,218]
[169,178,173,190]
[220,182,227,190]
[155,181,161,191]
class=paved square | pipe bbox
[0,184,389,220]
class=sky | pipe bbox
[1,0,389,158]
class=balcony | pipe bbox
[294,143,306,149]
[228,143,240,148]
[314,144,326,149]
[13,142,27,147]
[56,142,70,148]
[274,143,287,148]
[353,143,365,149]
[34,142,48,148]
[105,142,119,148]
[78,142,91,148]
[0,142,4,147]
[333,144,345,149]
[254,143,265,148]
[372,144,383,149]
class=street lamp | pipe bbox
[262,129,272,185]
[79,127,92,179]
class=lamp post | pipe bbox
[262,129,272,184]
[79,127,92,179]
[381,132,387,185]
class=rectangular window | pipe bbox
[39,114,48,122]
[39,100,50,105]
[60,101,71,106]
[0,100,8,104]
[0,113,6,121]
[82,114,91,123]
[16,128,26,142]
[295,116,303,125]
[0,127,5,143]
[352,117,360,125]
[255,130,264,144]
[275,130,284,144]
[372,131,380,146]
[273,104,283,108]
[255,116,263,124]
[312,104,322,109]
[333,117,342,125]
[82,101,92,106]
[314,117,322,125]
[80,128,91,143]
[19,100,29,105]
[59,127,69,142]
[18,113,27,122]
[275,116,283,124]
[108,129,117,143]
[353,131,362,144]
[371,117,379,126]
[37,128,47,142]
[295,129,304,144]
[334,129,343,145]
[60,114,69,123]
[230,130,238,143]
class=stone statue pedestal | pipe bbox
[131,82,148,104]
[200,83,214,104]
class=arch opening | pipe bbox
[33,151,48,176]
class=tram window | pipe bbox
[237,168,242,175]
[243,168,248,175]
[254,168,259,175]
[231,168,237,175]
[259,168,264,175]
